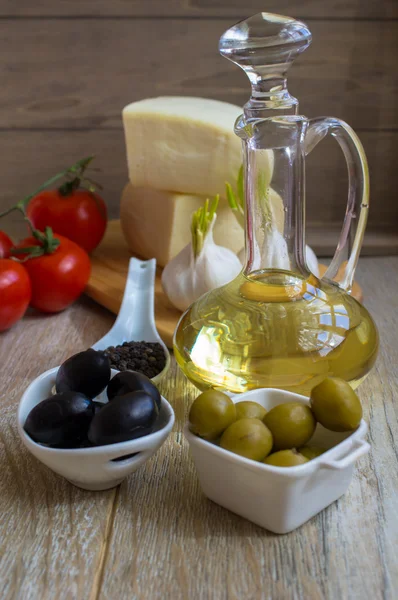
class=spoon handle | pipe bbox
[92,257,159,349]
[116,257,159,342]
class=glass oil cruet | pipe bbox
[174,12,379,395]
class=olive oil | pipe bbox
[174,270,378,396]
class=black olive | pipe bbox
[24,392,94,448]
[107,371,161,409]
[56,349,111,399]
[88,391,158,445]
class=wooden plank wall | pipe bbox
[0,1,397,253]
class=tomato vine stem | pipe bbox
[0,156,95,260]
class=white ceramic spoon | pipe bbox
[92,257,171,383]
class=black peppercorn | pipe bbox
[103,341,166,378]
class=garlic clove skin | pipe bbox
[196,232,242,296]
[305,245,319,277]
[264,229,290,270]
[161,244,195,312]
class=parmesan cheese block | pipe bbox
[123,97,245,197]
[120,183,244,267]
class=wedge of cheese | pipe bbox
[123,97,246,197]
[120,183,244,267]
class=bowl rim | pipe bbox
[184,387,369,479]
[17,366,175,457]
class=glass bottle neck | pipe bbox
[239,116,309,282]
[243,75,299,119]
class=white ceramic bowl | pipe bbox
[18,368,175,491]
[185,388,369,534]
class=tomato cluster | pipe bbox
[0,158,108,332]
[0,233,91,331]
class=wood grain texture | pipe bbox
[0,257,397,599]
[0,13,396,240]
[0,19,396,131]
[1,0,397,19]
[97,258,398,600]
[0,297,116,600]
[0,130,397,243]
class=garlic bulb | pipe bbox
[162,197,242,312]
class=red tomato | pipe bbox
[27,189,107,253]
[0,259,31,331]
[15,234,91,313]
[0,231,13,259]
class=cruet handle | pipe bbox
[305,117,369,292]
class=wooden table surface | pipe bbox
[1,256,397,600]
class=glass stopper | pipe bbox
[219,12,312,117]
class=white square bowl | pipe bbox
[184,388,369,534]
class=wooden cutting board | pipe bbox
[86,220,363,348]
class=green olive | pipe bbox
[310,377,362,432]
[189,390,236,440]
[235,401,267,421]
[264,449,309,467]
[220,418,273,461]
[298,445,326,460]
[263,402,316,451]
